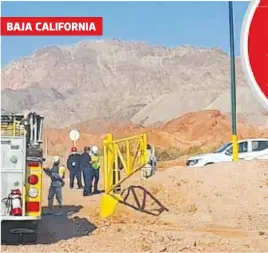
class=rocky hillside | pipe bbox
[43,110,268,157]
[1,39,266,128]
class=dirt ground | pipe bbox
[2,160,268,252]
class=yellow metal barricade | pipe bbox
[100,133,147,218]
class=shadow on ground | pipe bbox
[1,205,97,245]
[92,190,105,195]
[38,205,97,244]
[120,185,169,216]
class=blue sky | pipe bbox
[1,1,249,67]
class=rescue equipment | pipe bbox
[10,189,23,216]
[2,189,23,216]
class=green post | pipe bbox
[228,1,238,161]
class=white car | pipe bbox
[186,138,268,167]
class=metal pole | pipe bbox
[228,1,238,161]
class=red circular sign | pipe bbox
[242,0,268,110]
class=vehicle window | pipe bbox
[225,141,248,155]
[225,147,232,156]
[239,142,248,153]
[252,141,268,151]
[215,142,232,153]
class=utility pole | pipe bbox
[228,1,238,161]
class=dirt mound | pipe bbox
[71,117,135,134]
[43,110,268,157]
[43,128,106,157]
[3,160,268,252]
[160,110,268,147]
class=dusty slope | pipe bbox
[44,110,268,157]
[131,91,218,126]
[2,160,268,252]
[206,86,267,114]
[237,113,268,128]
[2,39,265,128]
[132,87,267,126]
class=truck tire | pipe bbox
[1,220,38,245]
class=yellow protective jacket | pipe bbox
[91,154,100,170]
[59,165,66,178]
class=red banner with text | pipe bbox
[1,17,103,36]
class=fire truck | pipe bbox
[1,111,45,244]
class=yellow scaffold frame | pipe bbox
[100,133,147,218]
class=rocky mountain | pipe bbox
[1,39,266,128]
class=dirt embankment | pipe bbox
[2,160,268,252]
[44,110,268,157]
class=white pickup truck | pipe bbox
[186,138,268,167]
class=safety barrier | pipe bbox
[100,133,147,218]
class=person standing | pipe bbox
[112,156,123,194]
[147,144,157,175]
[43,156,66,216]
[67,147,82,189]
[141,144,157,179]
[80,146,93,196]
[90,145,101,194]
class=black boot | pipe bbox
[93,189,101,194]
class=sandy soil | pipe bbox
[2,160,268,252]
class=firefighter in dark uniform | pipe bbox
[80,146,93,196]
[67,146,82,189]
[43,156,66,216]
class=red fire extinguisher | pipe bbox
[9,189,23,216]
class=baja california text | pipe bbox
[6,22,97,32]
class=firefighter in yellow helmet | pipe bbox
[90,145,101,194]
